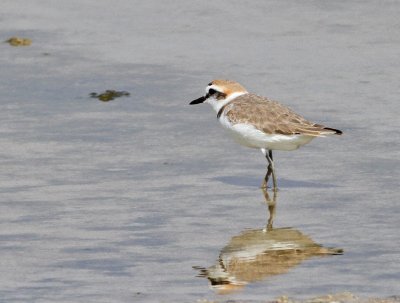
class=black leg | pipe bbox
[262,150,272,188]
[265,150,277,191]
[264,164,272,186]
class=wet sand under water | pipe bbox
[200,292,400,303]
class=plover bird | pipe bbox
[189,79,342,190]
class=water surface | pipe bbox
[0,1,399,302]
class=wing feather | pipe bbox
[224,94,339,136]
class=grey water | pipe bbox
[0,1,399,302]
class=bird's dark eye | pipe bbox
[208,88,217,95]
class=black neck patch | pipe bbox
[217,103,229,119]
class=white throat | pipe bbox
[206,91,247,113]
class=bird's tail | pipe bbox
[322,127,343,135]
[296,125,343,137]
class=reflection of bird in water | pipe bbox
[194,189,343,294]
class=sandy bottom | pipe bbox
[200,293,400,303]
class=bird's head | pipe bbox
[189,80,248,112]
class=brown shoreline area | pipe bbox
[199,292,400,303]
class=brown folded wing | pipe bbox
[224,94,336,136]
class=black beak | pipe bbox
[189,93,209,105]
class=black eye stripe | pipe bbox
[208,88,217,95]
[208,82,212,86]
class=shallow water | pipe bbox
[0,1,399,302]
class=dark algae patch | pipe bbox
[90,90,130,102]
[6,36,32,46]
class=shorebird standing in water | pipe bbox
[189,79,342,190]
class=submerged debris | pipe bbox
[89,90,130,102]
[6,36,32,46]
